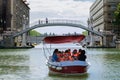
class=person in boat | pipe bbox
[52,49,59,62]
[64,50,70,61]
[68,49,72,56]
[72,49,79,60]
[78,50,86,61]
[78,49,82,54]
[57,51,64,62]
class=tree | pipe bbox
[114,3,120,25]
[82,31,88,36]
[29,30,41,36]
[113,3,120,36]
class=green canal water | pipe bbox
[0,47,120,80]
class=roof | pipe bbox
[43,35,85,44]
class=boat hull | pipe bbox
[47,60,89,75]
[49,66,87,75]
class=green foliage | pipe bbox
[29,30,41,36]
[82,31,88,36]
[114,3,120,25]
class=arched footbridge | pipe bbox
[12,19,104,38]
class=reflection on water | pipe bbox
[0,55,29,65]
[87,48,120,80]
[0,48,120,80]
[48,73,89,80]
[0,49,30,80]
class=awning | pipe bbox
[43,35,85,44]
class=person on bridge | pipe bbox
[39,20,41,24]
[46,18,48,24]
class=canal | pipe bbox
[0,46,120,80]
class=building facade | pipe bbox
[12,0,30,32]
[89,0,120,47]
[0,0,11,33]
[0,0,30,47]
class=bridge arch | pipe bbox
[12,19,104,37]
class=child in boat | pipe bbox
[67,49,74,61]
[64,50,70,61]
[72,49,79,60]
[68,49,72,56]
[57,51,65,62]
[62,49,74,61]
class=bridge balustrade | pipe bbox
[30,19,84,27]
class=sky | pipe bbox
[28,0,95,34]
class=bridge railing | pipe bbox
[30,19,84,27]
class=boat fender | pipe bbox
[48,64,52,67]
[51,66,56,68]
[56,67,62,70]
[46,63,48,66]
